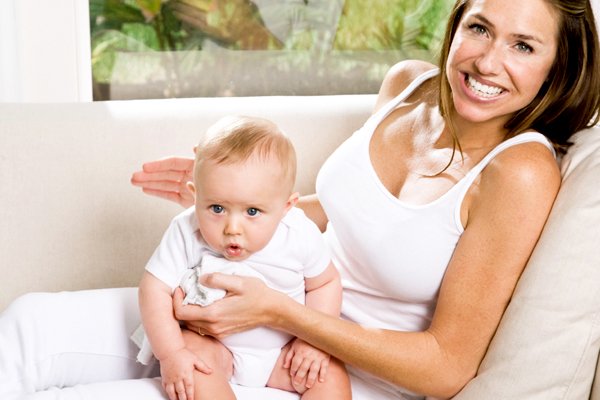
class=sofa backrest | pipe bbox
[0,95,376,310]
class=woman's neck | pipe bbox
[447,108,510,150]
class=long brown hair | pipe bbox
[438,0,600,155]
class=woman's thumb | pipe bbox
[200,272,241,292]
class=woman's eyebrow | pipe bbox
[471,13,544,44]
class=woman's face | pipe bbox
[446,0,559,127]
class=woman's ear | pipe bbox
[186,181,196,200]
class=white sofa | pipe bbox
[1,96,600,399]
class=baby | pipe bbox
[135,115,350,400]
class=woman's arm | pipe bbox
[174,143,560,398]
[288,143,560,397]
[296,194,328,232]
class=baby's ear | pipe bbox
[286,192,300,211]
[186,182,196,199]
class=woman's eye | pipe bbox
[468,23,487,35]
[246,208,261,217]
[515,42,533,54]
[210,205,224,214]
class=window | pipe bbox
[90,0,453,100]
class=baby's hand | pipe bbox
[159,347,211,400]
[284,338,330,390]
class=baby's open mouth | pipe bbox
[225,244,243,257]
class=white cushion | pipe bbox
[454,125,600,399]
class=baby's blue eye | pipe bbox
[247,208,260,217]
[210,205,224,214]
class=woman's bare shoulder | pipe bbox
[374,60,438,111]
[474,140,561,216]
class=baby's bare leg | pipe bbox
[299,357,351,400]
[265,343,296,393]
[181,329,235,400]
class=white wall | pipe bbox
[0,0,92,102]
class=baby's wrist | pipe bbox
[156,345,186,362]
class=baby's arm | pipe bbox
[284,263,342,388]
[139,271,211,400]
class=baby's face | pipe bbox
[192,155,295,261]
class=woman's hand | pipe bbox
[131,156,195,208]
[173,273,286,338]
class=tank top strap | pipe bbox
[453,132,556,229]
[367,68,440,128]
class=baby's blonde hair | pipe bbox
[194,115,297,193]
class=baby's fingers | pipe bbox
[318,359,330,383]
[164,382,177,400]
[283,347,295,369]
[306,361,326,388]
[292,358,313,386]
[289,353,304,376]
[184,376,196,400]
[175,381,188,400]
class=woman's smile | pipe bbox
[465,73,505,98]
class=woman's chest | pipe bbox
[369,110,474,206]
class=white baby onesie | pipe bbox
[133,206,331,387]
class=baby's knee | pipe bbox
[181,329,232,372]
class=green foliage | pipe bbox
[90,0,454,98]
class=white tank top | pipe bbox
[316,68,554,399]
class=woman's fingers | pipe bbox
[131,171,192,186]
[200,272,243,293]
[175,274,282,337]
[131,156,195,207]
[142,156,194,174]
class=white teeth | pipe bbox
[466,75,503,98]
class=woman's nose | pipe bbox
[475,42,504,75]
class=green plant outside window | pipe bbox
[90,0,454,100]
